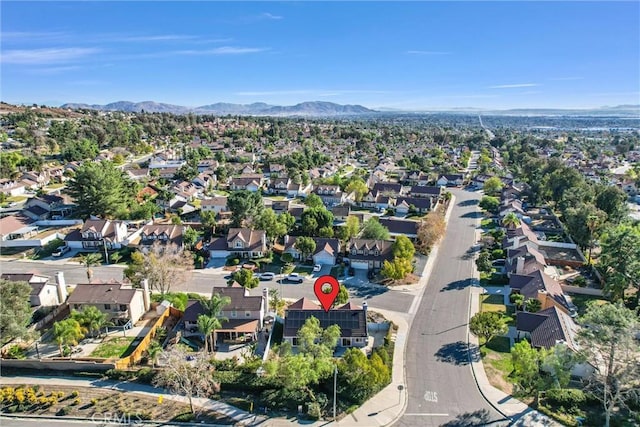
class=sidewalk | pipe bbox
[468,289,562,426]
[0,375,266,426]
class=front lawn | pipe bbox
[481,294,506,311]
[481,336,513,394]
[292,265,313,275]
[481,218,497,229]
[567,294,609,316]
[89,337,137,359]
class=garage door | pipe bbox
[313,252,335,265]
[350,260,369,270]
[210,250,230,259]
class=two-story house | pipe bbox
[183,287,266,343]
[436,174,464,187]
[312,185,346,207]
[208,228,267,259]
[282,236,341,265]
[229,175,264,192]
[67,283,148,326]
[345,238,394,272]
[65,219,128,250]
[138,224,186,249]
[283,298,368,348]
[1,273,62,307]
[200,196,228,214]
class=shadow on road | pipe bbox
[460,245,481,260]
[460,211,483,219]
[440,279,471,292]
[440,409,491,426]
[343,283,389,299]
[457,199,479,207]
[434,341,480,365]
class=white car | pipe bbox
[313,264,322,272]
[259,272,275,281]
[52,245,71,257]
[286,273,304,283]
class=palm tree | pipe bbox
[146,342,162,367]
[53,319,86,356]
[202,292,231,319]
[197,315,220,353]
[510,293,525,311]
[502,212,521,229]
[525,298,542,313]
[110,252,122,264]
[71,306,108,338]
[79,253,103,282]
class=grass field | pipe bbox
[481,336,513,394]
[89,337,137,359]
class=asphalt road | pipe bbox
[395,188,507,427]
[0,257,414,314]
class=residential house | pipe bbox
[125,168,149,181]
[229,175,263,192]
[346,238,394,271]
[372,182,404,196]
[312,185,347,206]
[1,273,60,307]
[138,224,186,249]
[378,218,419,240]
[24,193,73,219]
[183,287,266,343]
[209,228,267,259]
[268,177,292,195]
[509,270,576,315]
[403,171,431,186]
[67,283,148,326]
[515,306,579,351]
[172,181,200,200]
[436,174,464,187]
[394,196,433,215]
[65,219,128,250]
[0,179,26,197]
[409,185,442,199]
[271,200,291,214]
[265,163,286,177]
[192,172,217,189]
[359,191,393,211]
[282,236,341,265]
[283,298,368,348]
[0,215,38,242]
[331,205,351,222]
[201,196,227,214]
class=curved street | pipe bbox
[395,188,507,427]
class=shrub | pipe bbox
[307,401,322,419]
[5,345,27,359]
[56,406,72,416]
[90,398,98,406]
[232,258,240,265]
[172,412,195,422]
[72,398,81,406]
[545,389,586,409]
[71,390,79,398]
[572,276,587,287]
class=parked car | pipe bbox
[259,272,275,281]
[286,273,304,283]
[313,264,322,272]
[52,245,70,257]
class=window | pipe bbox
[74,304,80,310]
[245,311,251,318]
[104,304,111,310]
[231,310,237,318]
[235,241,243,248]
[292,337,298,346]
[119,305,127,312]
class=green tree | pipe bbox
[0,279,35,343]
[253,208,287,244]
[335,284,349,306]
[510,293,525,310]
[469,311,507,345]
[71,306,108,338]
[511,340,540,393]
[201,292,231,319]
[227,190,263,227]
[53,319,86,356]
[301,207,334,236]
[598,223,640,302]
[564,203,607,250]
[304,193,324,208]
[525,298,542,313]
[540,344,584,389]
[345,178,369,202]
[183,226,200,250]
[197,314,220,353]
[78,253,103,282]
[61,138,99,162]
[361,217,390,240]
[595,185,629,224]
[341,215,361,242]
[483,176,503,195]
[381,257,413,280]
[577,302,640,427]
[392,235,415,261]
[337,348,390,404]
[295,236,316,261]
[479,196,500,214]
[146,342,162,368]
[66,161,132,218]
[110,252,122,264]
[200,210,217,238]
[297,316,341,358]
[501,212,520,228]
[232,268,259,289]
[475,250,493,273]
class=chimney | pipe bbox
[362,301,368,314]
[141,279,150,312]
[516,256,525,274]
[55,271,68,303]
[263,287,269,314]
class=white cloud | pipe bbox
[262,12,283,20]
[0,47,100,64]
[406,50,451,55]
[489,83,540,89]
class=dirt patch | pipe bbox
[483,353,513,395]
[0,384,233,424]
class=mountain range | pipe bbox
[59,101,375,116]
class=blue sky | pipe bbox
[2,1,639,110]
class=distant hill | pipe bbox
[60,100,376,116]
[396,105,640,117]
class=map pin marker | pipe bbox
[314,275,340,312]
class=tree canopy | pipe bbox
[361,217,390,240]
[0,279,35,343]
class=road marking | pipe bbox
[424,390,438,402]
[404,413,450,416]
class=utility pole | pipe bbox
[333,364,337,420]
